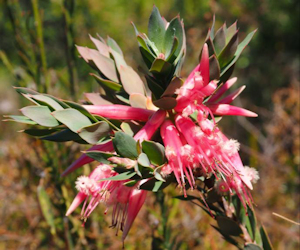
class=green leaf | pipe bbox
[124,180,138,187]
[63,100,98,123]
[29,94,64,111]
[260,226,273,250]
[220,29,257,78]
[174,195,200,201]
[51,108,92,133]
[78,121,111,144]
[100,171,136,181]
[145,75,164,100]
[148,6,166,51]
[247,206,257,241]
[164,17,183,57]
[244,244,263,250]
[140,178,169,192]
[91,73,122,92]
[153,97,177,110]
[214,24,226,55]
[216,216,243,237]
[137,153,150,167]
[107,37,123,56]
[142,140,166,166]
[41,129,87,143]
[150,58,172,75]
[226,22,237,44]
[14,87,39,95]
[3,115,37,125]
[37,185,56,235]
[113,131,138,159]
[166,37,179,62]
[22,128,60,137]
[21,106,59,127]
[218,31,238,68]
[209,55,221,80]
[85,150,116,164]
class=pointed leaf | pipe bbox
[37,185,56,235]
[220,29,257,78]
[3,115,37,125]
[22,128,60,137]
[119,65,145,95]
[260,226,273,250]
[148,6,166,51]
[164,17,183,57]
[85,150,116,164]
[91,73,122,92]
[89,50,119,82]
[226,22,237,43]
[209,55,220,80]
[30,94,64,110]
[140,178,170,192]
[21,106,59,127]
[101,171,136,181]
[41,129,87,143]
[89,35,110,57]
[214,24,226,55]
[218,31,239,68]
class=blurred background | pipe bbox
[0,0,299,249]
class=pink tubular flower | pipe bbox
[160,119,196,196]
[175,114,252,206]
[83,104,154,121]
[175,44,257,118]
[66,164,147,241]
[62,110,166,176]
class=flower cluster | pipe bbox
[7,6,260,243]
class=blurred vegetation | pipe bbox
[0,0,299,249]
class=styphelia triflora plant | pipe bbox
[5,6,273,249]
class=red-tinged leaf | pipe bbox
[153,97,177,110]
[119,65,145,95]
[129,93,147,109]
[89,50,119,82]
[84,93,113,105]
[89,35,110,57]
[214,24,226,55]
